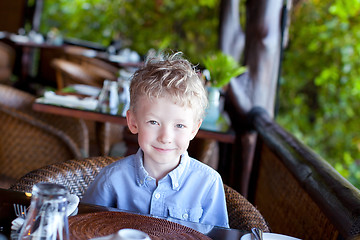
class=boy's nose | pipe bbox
[158,128,172,143]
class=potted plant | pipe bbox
[201,52,246,123]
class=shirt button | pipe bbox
[146,177,152,181]
[155,193,161,199]
[183,213,188,219]
[174,183,179,188]
[139,180,144,185]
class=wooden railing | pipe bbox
[246,107,360,240]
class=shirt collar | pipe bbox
[134,148,190,190]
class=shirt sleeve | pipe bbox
[200,175,229,228]
[81,168,116,207]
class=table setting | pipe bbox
[1,184,241,240]
[1,184,304,240]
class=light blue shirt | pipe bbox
[82,149,229,228]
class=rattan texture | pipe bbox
[10,156,120,198]
[0,84,89,157]
[0,104,86,188]
[224,184,270,232]
[68,211,211,240]
[10,155,270,233]
[255,145,339,240]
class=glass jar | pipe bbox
[117,70,132,117]
[97,80,120,115]
[18,183,69,240]
[203,86,221,123]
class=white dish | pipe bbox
[70,84,101,97]
[38,91,98,110]
[241,232,301,240]
[90,229,150,240]
[67,194,79,216]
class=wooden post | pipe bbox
[219,0,291,197]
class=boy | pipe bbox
[82,52,229,228]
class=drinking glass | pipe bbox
[97,80,120,115]
[18,183,69,240]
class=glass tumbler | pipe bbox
[97,80,120,115]
[18,183,69,240]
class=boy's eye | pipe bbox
[176,124,185,129]
[148,120,158,125]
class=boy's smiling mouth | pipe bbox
[153,146,174,152]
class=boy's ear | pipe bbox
[190,119,202,140]
[126,110,139,134]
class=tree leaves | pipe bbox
[278,0,360,188]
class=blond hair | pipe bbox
[129,52,208,121]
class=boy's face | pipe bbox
[126,96,201,173]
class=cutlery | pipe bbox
[251,227,263,240]
[13,204,27,219]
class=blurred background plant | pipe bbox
[202,51,246,88]
[276,0,360,188]
[40,0,220,64]
[39,0,360,188]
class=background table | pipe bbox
[32,101,236,144]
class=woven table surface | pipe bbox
[68,211,212,240]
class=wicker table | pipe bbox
[0,188,246,240]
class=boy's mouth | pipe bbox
[153,146,174,153]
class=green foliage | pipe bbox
[40,0,220,63]
[202,52,246,88]
[40,0,360,188]
[277,0,360,188]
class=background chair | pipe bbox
[0,84,89,156]
[51,58,104,90]
[63,45,119,79]
[0,84,89,188]
[0,105,84,189]
[224,184,270,232]
[10,156,270,232]
[0,41,15,84]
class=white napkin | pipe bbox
[69,84,101,97]
[36,91,98,110]
[11,194,79,231]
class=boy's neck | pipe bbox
[143,158,181,183]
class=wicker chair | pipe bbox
[63,45,119,78]
[0,41,15,84]
[0,84,89,157]
[224,184,270,232]
[51,58,104,90]
[9,156,120,197]
[10,156,270,232]
[0,105,84,188]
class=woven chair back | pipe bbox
[10,156,270,232]
[224,184,270,232]
[0,105,83,188]
[10,156,121,197]
[0,84,89,157]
